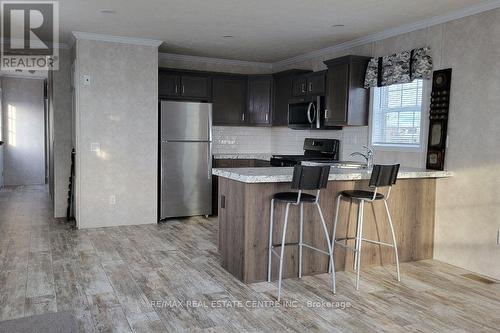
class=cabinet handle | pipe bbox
[181,85,185,94]
[309,82,313,92]
[241,113,245,121]
[265,113,268,122]
[325,109,329,119]
[301,83,306,93]
[175,85,178,94]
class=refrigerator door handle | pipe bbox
[208,106,212,142]
[207,142,212,179]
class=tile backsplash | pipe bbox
[213,125,369,161]
[212,126,271,155]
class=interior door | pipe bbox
[161,141,212,218]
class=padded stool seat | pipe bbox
[268,165,336,301]
[273,192,317,203]
[340,190,384,200]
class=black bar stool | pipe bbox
[330,164,401,290]
[268,165,336,301]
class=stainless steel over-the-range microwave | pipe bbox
[288,95,327,130]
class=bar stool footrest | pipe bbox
[301,243,330,256]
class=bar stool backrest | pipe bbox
[369,164,400,188]
[291,165,331,190]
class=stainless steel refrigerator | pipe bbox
[160,100,212,219]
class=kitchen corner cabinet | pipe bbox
[323,55,370,126]
[272,69,311,126]
[212,75,248,126]
[159,70,211,100]
[247,75,273,126]
[291,71,326,97]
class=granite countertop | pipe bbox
[212,166,453,183]
[212,153,272,160]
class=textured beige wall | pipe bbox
[50,49,73,217]
[75,39,158,228]
[434,9,500,280]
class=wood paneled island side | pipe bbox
[213,167,452,284]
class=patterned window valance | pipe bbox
[364,47,433,88]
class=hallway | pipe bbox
[1,186,499,332]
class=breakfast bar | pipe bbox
[213,166,452,283]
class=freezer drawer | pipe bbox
[160,100,212,141]
[160,141,212,218]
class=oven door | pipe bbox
[288,97,321,129]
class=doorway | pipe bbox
[1,76,46,186]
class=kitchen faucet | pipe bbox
[350,146,374,169]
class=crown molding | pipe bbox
[272,0,500,70]
[158,52,273,70]
[72,31,163,47]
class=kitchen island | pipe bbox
[213,166,452,283]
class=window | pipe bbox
[371,79,424,148]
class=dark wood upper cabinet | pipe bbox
[307,71,326,95]
[292,71,326,97]
[292,77,308,96]
[180,75,210,99]
[159,70,211,100]
[212,75,247,126]
[323,55,370,127]
[273,69,312,126]
[247,75,273,126]
[159,72,180,96]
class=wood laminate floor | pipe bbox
[0,185,499,333]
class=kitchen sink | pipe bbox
[302,160,367,169]
[330,161,367,169]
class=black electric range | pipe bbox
[270,138,340,167]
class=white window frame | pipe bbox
[368,79,430,152]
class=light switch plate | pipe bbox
[90,143,100,152]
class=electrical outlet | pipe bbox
[109,195,116,205]
[82,74,91,86]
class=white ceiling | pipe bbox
[55,0,490,62]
